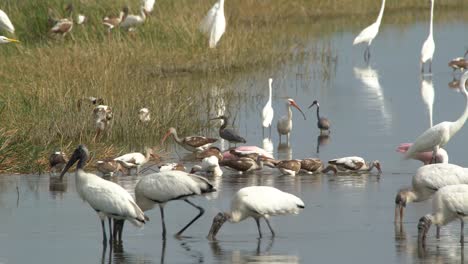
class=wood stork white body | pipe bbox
[207,186,304,239]
[200,0,226,48]
[0,9,14,33]
[418,184,468,245]
[405,72,468,162]
[120,7,146,31]
[276,98,306,143]
[262,78,274,136]
[134,170,216,239]
[420,0,435,73]
[59,145,147,245]
[114,148,156,174]
[395,163,468,223]
[327,156,382,174]
[353,0,386,62]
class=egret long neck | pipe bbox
[450,75,468,136]
[268,82,272,104]
[219,0,225,9]
[429,0,434,36]
[376,0,386,25]
[287,104,293,121]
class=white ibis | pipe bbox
[327,156,382,174]
[196,146,223,161]
[277,98,306,143]
[142,0,156,14]
[199,0,225,48]
[103,10,125,32]
[405,71,468,162]
[211,116,247,145]
[49,4,74,38]
[207,186,304,240]
[96,158,127,177]
[191,156,223,177]
[138,107,151,123]
[396,143,448,165]
[448,50,468,72]
[120,6,147,32]
[59,145,147,245]
[420,0,435,73]
[219,157,262,174]
[262,78,274,136]
[308,100,330,135]
[0,9,15,33]
[394,163,468,223]
[49,151,67,174]
[132,170,216,239]
[114,147,158,175]
[353,0,386,62]
[418,184,468,245]
[161,127,218,153]
[0,36,18,44]
[93,105,113,142]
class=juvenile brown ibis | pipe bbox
[309,100,330,135]
[161,127,217,153]
[219,157,262,174]
[96,158,127,177]
[211,116,246,145]
[328,156,382,174]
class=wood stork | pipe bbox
[211,116,247,145]
[448,50,468,72]
[191,156,223,177]
[138,107,151,123]
[59,145,147,245]
[219,156,262,174]
[114,147,158,175]
[131,170,216,239]
[405,71,468,162]
[0,9,15,33]
[0,36,18,44]
[196,146,223,161]
[396,143,448,165]
[277,98,306,143]
[262,78,274,136]
[420,0,435,73]
[308,100,330,135]
[418,184,468,245]
[207,186,304,240]
[120,6,146,32]
[96,158,127,177]
[49,4,74,38]
[199,0,226,48]
[395,163,468,223]
[353,0,386,62]
[49,151,67,174]
[161,127,217,153]
[327,156,382,174]
[92,105,113,142]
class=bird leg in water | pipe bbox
[264,218,276,237]
[255,218,262,238]
[160,206,167,240]
[175,199,205,237]
[461,219,465,245]
[436,225,440,239]
[101,219,107,246]
[429,60,432,73]
[108,217,113,244]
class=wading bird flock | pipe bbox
[2,0,467,255]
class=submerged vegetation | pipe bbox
[0,0,466,173]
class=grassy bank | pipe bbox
[0,0,466,173]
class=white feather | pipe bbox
[0,9,14,33]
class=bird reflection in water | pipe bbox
[277,142,292,160]
[316,134,330,154]
[101,240,159,264]
[262,137,274,156]
[420,76,434,128]
[49,176,67,200]
[448,77,468,92]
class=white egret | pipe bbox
[262,78,274,136]
[200,0,226,48]
[420,0,435,73]
[0,9,14,33]
[0,36,18,44]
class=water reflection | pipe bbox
[316,134,330,154]
[277,142,292,160]
[262,137,274,156]
[353,66,392,133]
[420,77,435,127]
[49,176,67,199]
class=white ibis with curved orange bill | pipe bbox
[277,98,306,143]
[161,127,218,153]
[210,116,247,145]
[207,186,304,240]
[308,100,330,135]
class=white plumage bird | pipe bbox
[420,0,435,73]
[405,71,468,162]
[0,36,18,44]
[395,163,468,223]
[138,107,151,123]
[207,186,304,239]
[120,6,146,31]
[191,156,223,177]
[353,0,386,62]
[199,0,226,48]
[277,98,306,143]
[418,184,468,245]
[142,0,156,14]
[0,9,14,33]
[114,148,157,175]
[59,145,147,245]
[262,78,274,136]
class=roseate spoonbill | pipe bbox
[448,50,468,72]
[161,127,217,153]
[49,151,67,174]
[394,163,468,223]
[222,146,273,160]
[420,0,435,73]
[327,156,382,174]
[120,6,146,31]
[0,36,18,44]
[211,116,246,145]
[199,0,225,48]
[353,0,386,62]
[405,71,468,163]
[114,148,157,175]
[138,108,151,123]
[418,184,468,245]
[207,186,304,240]
[0,9,15,33]
[59,145,147,245]
[262,78,274,136]
[49,4,74,38]
[96,158,127,177]
[219,157,262,173]
[277,98,306,143]
[396,143,448,165]
[308,100,330,135]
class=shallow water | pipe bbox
[2,9,468,264]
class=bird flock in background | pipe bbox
[1,0,468,252]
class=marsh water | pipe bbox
[2,8,468,264]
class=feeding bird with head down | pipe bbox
[219,156,263,174]
[161,127,217,153]
[96,158,127,177]
[327,156,382,175]
[277,98,306,143]
[114,147,158,175]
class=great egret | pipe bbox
[262,78,274,136]
[353,0,386,62]
[0,9,14,33]
[308,100,330,134]
[420,0,435,73]
[0,36,18,44]
[200,0,226,48]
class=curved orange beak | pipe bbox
[290,101,306,120]
[161,130,172,145]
